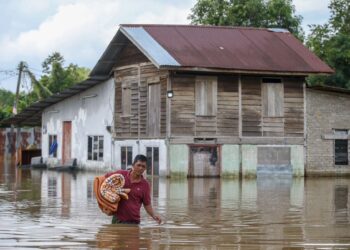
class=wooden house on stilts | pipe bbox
[1,24,336,177]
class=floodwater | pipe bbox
[1,159,350,249]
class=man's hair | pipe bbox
[132,154,147,165]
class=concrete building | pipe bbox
[306,86,350,176]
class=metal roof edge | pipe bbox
[307,85,350,95]
[0,76,110,127]
[120,26,180,68]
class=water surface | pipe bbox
[1,158,350,249]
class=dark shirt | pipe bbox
[105,170,151,224]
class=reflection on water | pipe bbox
[1,160,350,249]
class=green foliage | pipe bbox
[0,88,14,120]
[40,52,90,94]
[189,0,304,40]
[307,0,350,89]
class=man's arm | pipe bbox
[144,204,162,224]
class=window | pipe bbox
[262,78,284,117]
[122,81,131,116]
[48,134,57,157]
[121,146,133,170]
[88,136,104,161]
[334,130,348,165]
[195,76,217,116]
[146,147,159,176]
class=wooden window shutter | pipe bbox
[262,81,284,117]
[122,82,131,115]
[147,83,161,137]
[195,76,217,116]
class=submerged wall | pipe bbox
[168,143,304,178]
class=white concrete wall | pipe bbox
[42,78,115,170]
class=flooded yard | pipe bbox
[1,159,350,249]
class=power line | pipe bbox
[0,70,17,77]
[27,67,42,73]
[0,75,17,82]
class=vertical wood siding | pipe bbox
[171,76,196,136]
[284,78,304,137]
[114,41,149,68]
[217,76,239,136]
[171,75,239,137]
[241,76,262,136]
[114,64,167,138]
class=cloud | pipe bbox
[0,0,195,91]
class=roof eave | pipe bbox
[160,66,333,76]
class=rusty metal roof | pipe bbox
[119,24,333,74]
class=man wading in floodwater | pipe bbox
[105,154,162,225]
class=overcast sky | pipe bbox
[0,0,331,92]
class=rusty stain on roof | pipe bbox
[121,24,333,74]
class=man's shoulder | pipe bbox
[105,169,129,178]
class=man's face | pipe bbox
[133,160,147,175]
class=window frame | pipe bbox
[121,146,133,170]
[48,134,57,158]
[146,146,160,176]
[87,135,104,161]
[334,129,349,166]
[261,78,284,118]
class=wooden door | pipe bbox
[147,83,161,137]
[189,146,220,177]
[62,121,72,164]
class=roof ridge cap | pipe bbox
[120,24,270,31]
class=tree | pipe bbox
[189,0,304,40]
[307,0,350,89]
[40,52,90,94]
[0,88,15,120]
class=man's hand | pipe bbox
[144,204,162,224]
[152,214,162,224]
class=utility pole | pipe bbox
[9,62,25,158]
[13,61,25,115]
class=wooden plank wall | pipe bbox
[171,76,196,136]
[115,70,304,140]
[114,41,149,68]
[217,76,239,136]
[284,78,304,137]
[171,75,239,137]
[241,76,262,136]
[114,63,167,138]
[241,76,304,137]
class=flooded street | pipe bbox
[1,159,350,249]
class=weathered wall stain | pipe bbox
[0,128,41,158]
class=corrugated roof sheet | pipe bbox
[121,24,333,74]
[121,27,180,67]
[0,76,107,127]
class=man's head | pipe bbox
[131,154,147,175]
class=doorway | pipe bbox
[189,145,220,177]
[62,121,72,164]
